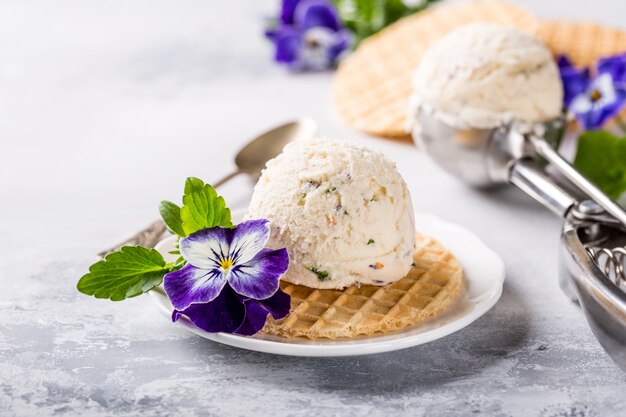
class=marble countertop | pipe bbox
[2,0,626,415]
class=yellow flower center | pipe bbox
[220,258,234,270]
[590,89,603,102]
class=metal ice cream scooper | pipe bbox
[415,109,626,371]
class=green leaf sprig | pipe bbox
[178,177,233,234]
[77,246,170,301]
[77,177,231,301]
[574,130,626,201]
[332,0,440,45]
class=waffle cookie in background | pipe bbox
[537,20,626,66]
[261,234,464,340]
[331,1,539,140]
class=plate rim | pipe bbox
[149,211,505,357]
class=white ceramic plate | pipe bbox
[150,210,505,357]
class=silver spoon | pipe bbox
[97,118,317,258]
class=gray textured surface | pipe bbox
[2,1,626,416]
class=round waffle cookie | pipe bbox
[537,20,626,67]
[331,1,539,140]
[261,233,464,339]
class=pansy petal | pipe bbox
[571,74,626,130]
[235,289,291,336]
[229,248,289,299]
[578,94,626,130]
[163,263,227,310]
[180,227,229,269]
[298,27,336,71]
[328,29,353,62]
[569,94,592,116]
[560,65,590,106]
[234,301,270,336]
[229,219,271,265]
[256,287,291,320]
[295,0,341,31]
[557,55,574,70]
[265,26,278,40]
[576,107,603,130]
[273,28,303,67]
[172,284,245,333]
[598,53,626,83]
[280,0,302,24]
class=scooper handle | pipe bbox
[509,158,577,217]
[530,136,626,227]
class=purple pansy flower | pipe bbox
[171,284,291,336]
[266,0,353,71]
[558,54,626,130]
[164,219,290,336]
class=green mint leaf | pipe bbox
[574,130,626,200]
[77,246,169,301]
[180,177,232,235]
[159,200,186,237]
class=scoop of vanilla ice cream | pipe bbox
[408,23,563,131]
[246,139,415,289]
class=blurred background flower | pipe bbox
[265,0,439,71]
[559,53,626,205]
[559,54,626,131]
[266,0,353,71]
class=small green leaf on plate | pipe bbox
[159,200,186,237]
[77,246,169,301]
[180,177,233,235]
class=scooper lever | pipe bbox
[416,111,626,370]
[529,135,626,227]
[505,133,626,373]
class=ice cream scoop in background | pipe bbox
[246,139,415,290]
[408,23,564,134]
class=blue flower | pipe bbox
[266,0,353,71]
[559,54,626,130]
[163,219,291,336]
